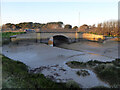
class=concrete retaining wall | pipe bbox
[82,33,105,41]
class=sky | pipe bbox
[1,0,119,27]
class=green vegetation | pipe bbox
[66,59,120,88]
[90,86,109,89]
[94,64,120,87]
[78,20,119,37]
[2,32,25,45]
[2,20,119,37]
[88,32,100,35]
[2,32,25,38]
[72,26,78,30]
[64,24,72,29]
[2,55,80,89]
[66,60,110,69]
[76,70,90,77]
[66,80,80,88]
[89,20,118,37]
[0,55,2,89]
[2,22,64,30]
[66,61,86,68]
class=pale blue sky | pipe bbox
[1,0,118,27]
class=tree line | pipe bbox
[79,20,119,37]
[2,22,64,31]
[90,20,118,36]
[2,21,79,31]
[2,20,119,36]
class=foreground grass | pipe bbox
[2,55,80,89]
[66,59,120,88]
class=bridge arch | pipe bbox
[48,34,70,46]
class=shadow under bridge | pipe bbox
[48,35,70,46]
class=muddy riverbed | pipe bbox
[2,40,119,88]
[58,40,119,59]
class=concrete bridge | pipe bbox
[11,29,106,46]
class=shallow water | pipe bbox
[2,41,118,88]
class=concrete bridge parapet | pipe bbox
[10,32,106,45]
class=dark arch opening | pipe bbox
[53,35,69,46]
